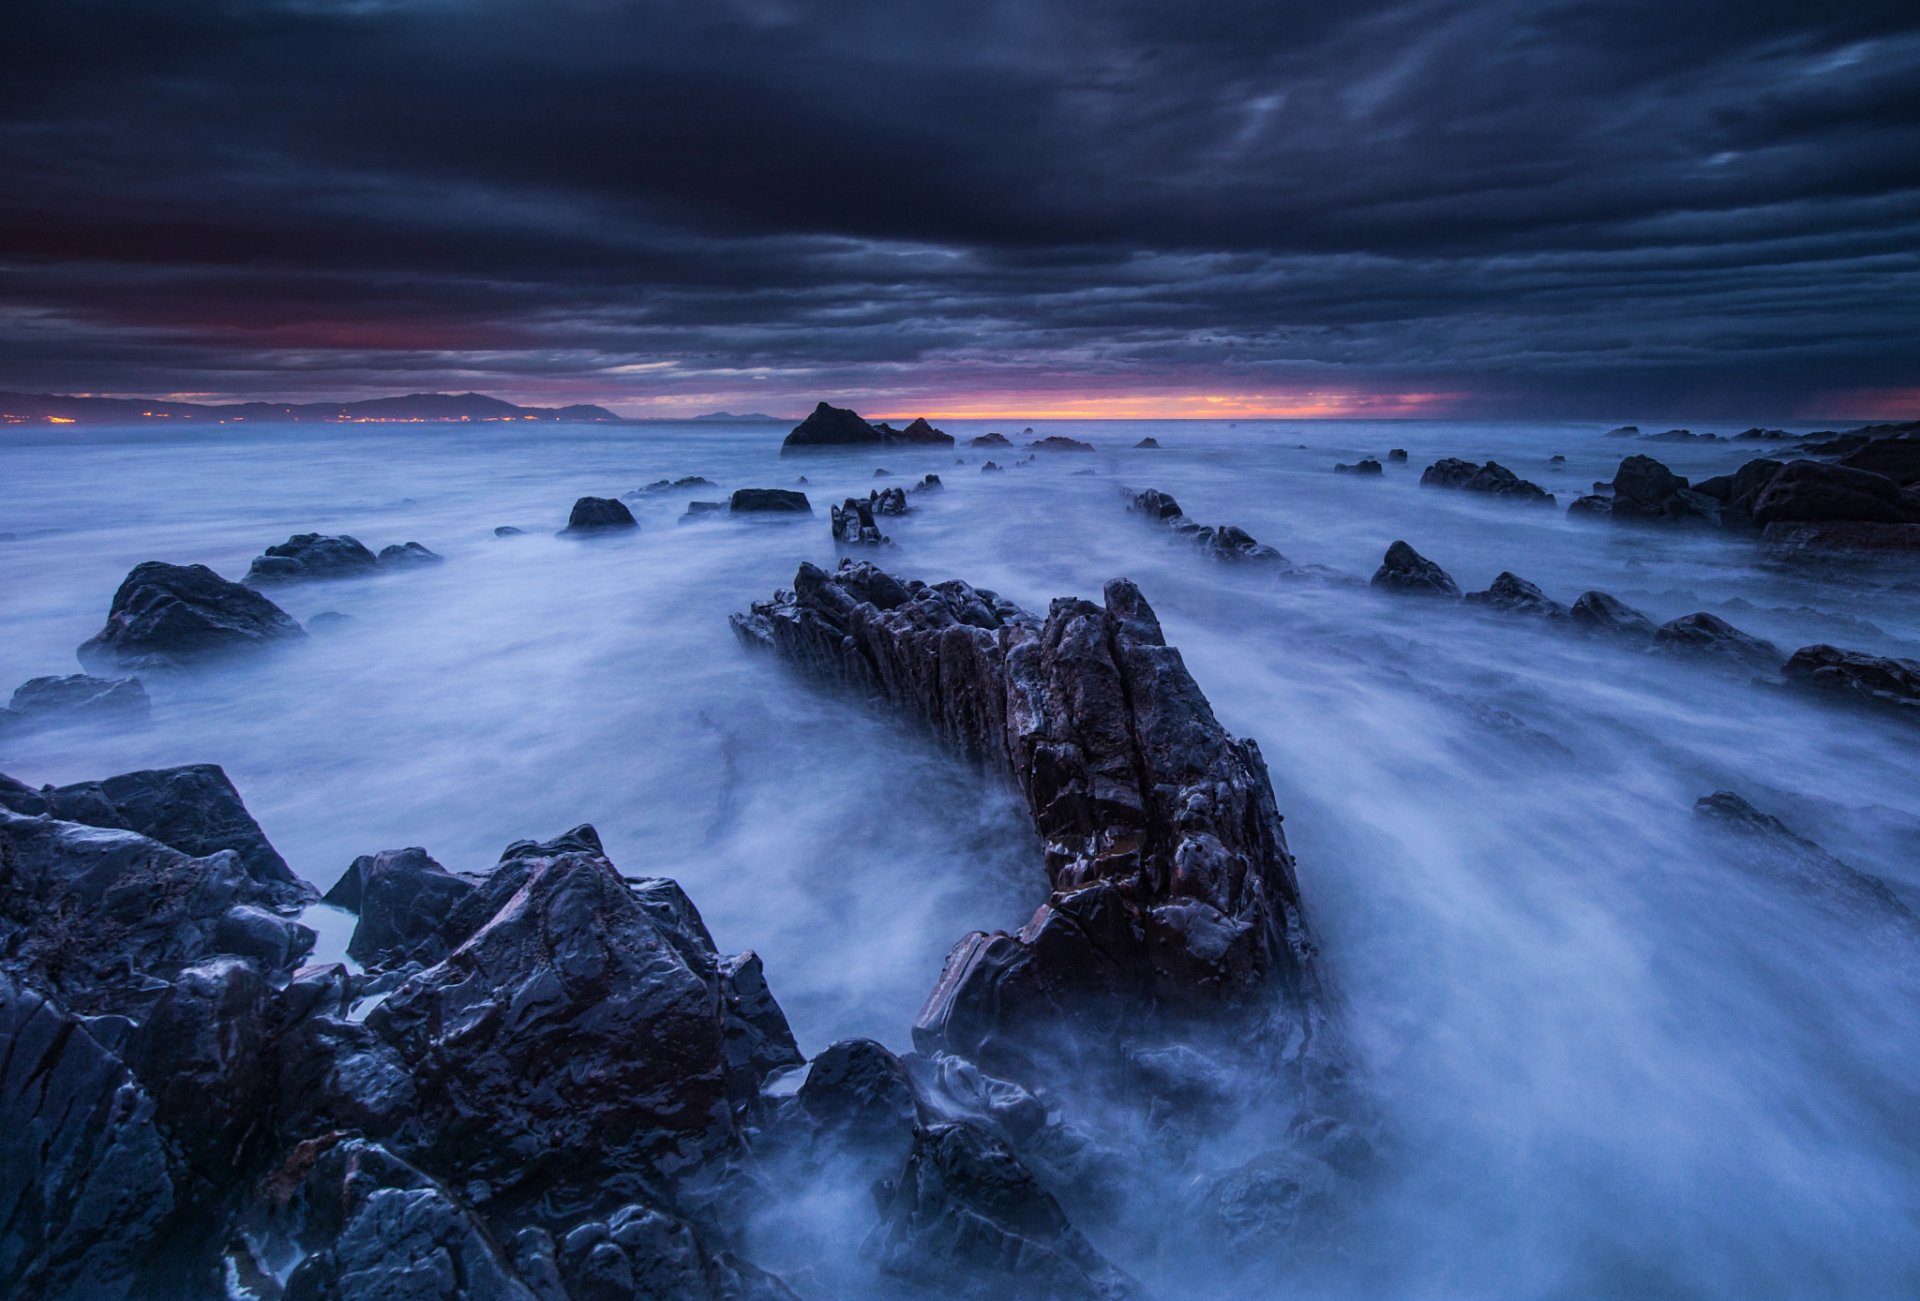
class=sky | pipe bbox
[3,0,1918,420]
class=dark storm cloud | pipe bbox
[3,0,1918,414]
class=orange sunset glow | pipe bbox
[868,389,1467,421]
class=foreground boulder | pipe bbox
[732,561,1333,1091]
[1420,458,1553,503]
[77,562,306,672]
[559,497,638,535]
[245,534,379,584]
[1776,644,1920,721]
[0,674,149,736]
[1371,541,1460,597]
[324,847,476,968]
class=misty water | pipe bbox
[4,418,1918,1298]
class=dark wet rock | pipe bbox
[796,1039,920,1153]
[1192,1145,1349,1261]
[77,561,305,672]
[377,541,442,567]
[1387,448,1408,462]
[873,468,892,477]
[1026,435,1096,452]
[1694,792,1919,929]
[306,611,353,631]
[1371,541,1461,597]
[871,486,910,515]
[679,501,726,524]
[1652,612,1780,668]
[1335,459,1383,475]
[559,497,638,535]
[124,956,275,1179]
[867,1123,1140,1301]
[1126,488,1289,566]
[1567,494,1613,518]
[1776,644,1920,721]
[781,401,884,452]
[1419,458,1554,503]
[911,473,943,493]
[1761,521,1920,553]
[1690,457,1785,528]
[1568,591,1658,640]
[1644,428,1723,443]
[0,674,149,734]
[4,763,305,896]
[969,433,1012,448]
[1549,454,1566,464]
[1605,425,1641,438]
[1838,436,1920,487]
[1749,460,1920,527]
[832,497,889,546]
[0,974,178,1301]
[363,829,798,1200]
[730,488,812,514]
[894,417,955,447]
[1465,572,1569,619]
[981,461,1003,473]
[1606,455,1720,525]
[631,475,717,496]
[325,847,476,968]
[557,1202,795,1301]
[732,561,1331,1087]
[1133,437,1161,449]
[493,526,525,537]
[246,533,379,585]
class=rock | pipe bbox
[831,497,888,546]
[1694,792,1919,927]
[1125,489,1289,566]
[867,1123,1140,1301]
[731,488,812,514]
[1387,448,1408,461]
[781,401,884,452]
[77,562,306,672]
[1193,1146,1347,1260]
[1761,521,1920,553]
[559,497,638,535]
[1732,427,1794,441]
[893,417,955,447]
[245,534,379,585]
[1419,458,1554,503]
[1133,437,1161,449]
[679,501,726,524]
[325,847,476,969]
[1334,459,1382,475]
[363,829,798,1199]
[1371,541,1460,597]
[0,974,178,1301]
[306,611,352,631]
[732,562,1331,1086]
[1644,428,1722,443]
[1838,437,1920,487]
[873,468,892,477]
[493,526,525,537]
[1549,454,1566,464]
[632,475,717,495]
[1567,494,1613,518]
[796,1039,920,1153]
[557,1202,794,1301]
[377,542,442,567]
[871,486,910,516]
[910,474,943,493]
[1652,613,1780,668]
[1568,591,1657,640]
[981,461,1003,473]
[969,433,1012,448]
[1465,572,1568,619]
[124,956,276,1176]
[1690,457,1785,527]
[1749,460,1920,527]
[1605,426,1641,438]
[1776,644,1920,721]
[1605,455,1720,525]
[1026,436,1096,452]
[4,763,305,897]
[0,674,149,735]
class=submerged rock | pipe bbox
[560,496,638,534]
[1133,437,1161,449]
[377,541,442,567]
[1776,644,1920,720]
[1371,541,1461,597]
[1125,488,1290,566]
[246,534,379,584]
[731,488,812,514]
[1420,458,1554,503]
[1465,572,1568,619]
[969,432,1012,448]
[1761,521,1920,553]
[1694,792,1918,929]
[77,562,306,672]
[1387,448,1408,462]
[1026,435,1096,452]
[0,674,149,735]
[1652,612,1780,669]
[1568,590,1658,640]
[1335,459,1383,475]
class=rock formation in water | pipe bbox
[969,432,1012,448]
[1371,541,1461,596]
[783,403,957,453]
[1335,459,1383,476]
[246,533,380,583]
[1694,792,1919,935]
[1776,644,1920,721]
[559,496,638,534]
[77,562,307,672]
[1419,458,1554,503]
[1126,488,1291,566]
[1465,572,1568,619]
[1568,590,1658,639]
[1026,435,1096,452]
[731,488,812,513]
[0,673,149,736]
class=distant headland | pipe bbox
[0,390,795,427]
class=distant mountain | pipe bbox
[0,390,621,426]
[687,411,786,421]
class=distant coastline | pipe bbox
[0,389,794,428]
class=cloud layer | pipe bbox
[4,0,1918,416]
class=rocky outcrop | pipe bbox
[1387,448,1408,462]
[1465,572,1567,619]
[1776,644,1920,721]
[1837,436,1920,487]
[77,562,306,672]
[969,433,1012,448]
[1126,488,1290,566]
[1027,435,1096,452]
[1604,455,1721,525]
[781,401,884,452]
[730,488,812,513]
[246,534,379,584]
[1652,612,1780,668]
[0,674,149,736]
[832,497,889,546]
[732,561,1332,1089]
[377,541,442,567]
[1133,437,1161,449]
[1694,792,1918,930]
[1748,460,1920,527]
[1371,541,1460,597]
[894,418,955,447]
[630,475,718,496]
[1335,459,1383,475]
[1419,459,1554,503]
[559,497,638,534]
[1568,590,1658,639]
[324,847,476,968]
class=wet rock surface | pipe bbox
[1371,541,1461,596]
[0,673,149,735]
[1465,572,1568,619]
[730,488,813,513]
[1027,435,1096,452]
[1420,458,1554,503]
[1126,488,1291,566]
[246,534,379,584]
[1777,644,1920,720]
[1335,458,1383,475]
[77,562,306,672]
[1652,612,1781,668]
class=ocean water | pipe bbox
[3,417,1917,1297]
